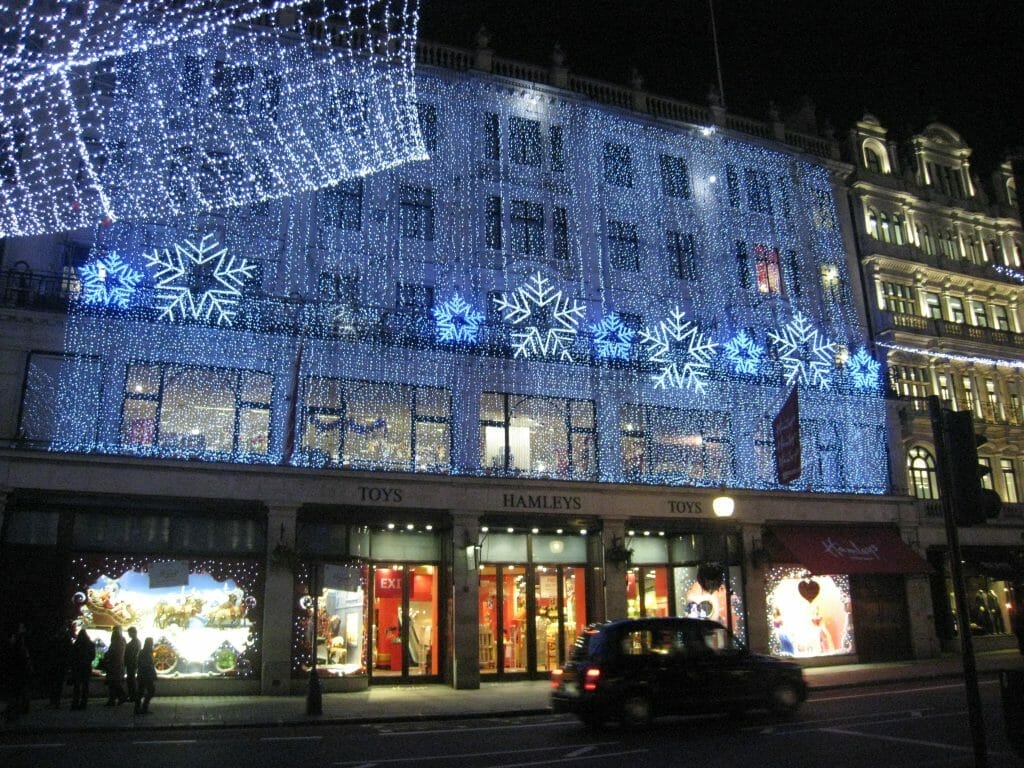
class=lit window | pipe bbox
[754,244,782,295]
[907,447,938,499]
[608,220,640,271]
[510,200,545,257]
[508,117,543,166]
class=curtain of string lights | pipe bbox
[46,66,889,495]
[0,0,424,237]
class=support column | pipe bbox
[450,513,480,690]
[742,523,770,654]
[262,504,299,695]
[601,518,628,621]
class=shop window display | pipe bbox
[70,556,260,678]
[294,563,368,677]
[765,567,854,658]
[956,574,1017,637]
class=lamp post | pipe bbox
[306,563,322,716]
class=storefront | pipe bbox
[292,508,445,686]
[760,525,931,662]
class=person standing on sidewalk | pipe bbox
[134,637,156,714]
[104,625,127,706]
[70,626,95,710]
[124,627,140,705]
[3,624,33,722]
[42,623,72,709]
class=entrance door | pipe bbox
[371,564,439,679]
[850,574,912,662]
[534,565,587,672]
[478,565,528,675]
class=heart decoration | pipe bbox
[798,578,820,603]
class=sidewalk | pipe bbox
[3,649,1023,734]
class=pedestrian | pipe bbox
[134,637,156,715]
[3,624,33,722]
[124,627,140,705]
[43,623,72,709]
[70,626,95,710]
[103,625,127,706]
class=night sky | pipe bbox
[419,1,1024,175]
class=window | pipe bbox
[399,184,434,241]
[971,301,988,327]
[1000,459,1020,503]
[881,282,915,315]
[725,165,740,208]
[879,213,893,243]
[992,305,1010,331]
[966,235,982,264]
[620,404,732,483]
[987,238,1004,265]
[603,142,633,187]
[305,379,451,472]
[608,220,640,271]
[485,196,503,250]
[323,178,363,231]
[923,292,943,320]
[552,206,569,260]
[510,200,545,257]
[549,125,565,172]
[212,61,255,115]
[864,147,883,173]
[907,447,938,499]
[810,187,835,229]
[483,112,500,160]
[962,377,978,416]
[122,364,271,457]
[820,264,841,304]
[888,365,930,400]
[480,393,596,479]
[937,373,953,405]
[985,379,1004,421]
[329,89,368,135]
[754,244,783,294]
[947,296,965,324]
[509,116,542,166]
[735,240,750,290]
[917,225,935,255]
[660,154,691,199]
[417,103,438,154]
[892,215,905,245]
[979,457,994,490]
[745,168,772,215]
[668,231,697,280]
[866,210,879,239]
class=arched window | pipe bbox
[866,210,879,239]
[879,213,892,243]
[907,447,938,499]
[918,225,934,255]
[865,146,883,174]
[892,214,905,245]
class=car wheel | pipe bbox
[768,682,801,717]
[620,693,653,730]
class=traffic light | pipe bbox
[942,410,1003,526]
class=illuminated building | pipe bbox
[846,115,1024,650]
[0,33,943,694]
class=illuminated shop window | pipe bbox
[907,446,938,500]
[620,403,732,484]
[754,244,783,295]
[301,379,450,472]
[480,392,596,479]
[121,364,271,458]
[765,567,854,658]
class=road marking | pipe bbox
[565,746,596,758]
[812,679,995,703]
[133,739,198,746]
[823,727,972,752]
[262,735,322,742]
[483,748,648,768]
[335,744,621,766]
[0,743,64,749]
[378,720,568,736]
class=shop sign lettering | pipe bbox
[375,571,403,597]
[502,493,582,510]
[822,537,881,561]
[668,500,703,515]
[359,486,403,503]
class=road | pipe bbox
[2,678,1021,767]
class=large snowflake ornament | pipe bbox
[591,313,635,360]
[639,306,718,393]
[77,251,144,309]
[145,234,255,326]
[723,330,764,376]
[494,272,585,361]
[768,311,836,389]
[847,347,881,390]
[433,293,485,344]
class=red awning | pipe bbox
[769,525,932,575]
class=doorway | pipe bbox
[371,564,439,679]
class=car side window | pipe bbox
[620,629,649,655]
[700,625,732,653]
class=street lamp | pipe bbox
[712,493,735,518]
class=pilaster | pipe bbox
[262,504,299,694]
[449,513,481,689]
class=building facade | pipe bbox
[846,115,1024,651]
[0,38,941,695]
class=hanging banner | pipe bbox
[147,559,190,588]
[773,386,801,484]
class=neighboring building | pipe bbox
[1,36,936,697]
[846,115,1024,651]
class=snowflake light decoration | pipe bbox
[433,293,484,344]
[768,311,836,390]
[494,272,586,361]
[591,313,635,360]
[723,330,764,376]
[847,347,881,390]
[638,306,718,393]
[77,252,144,310]
[145,234,255,326]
